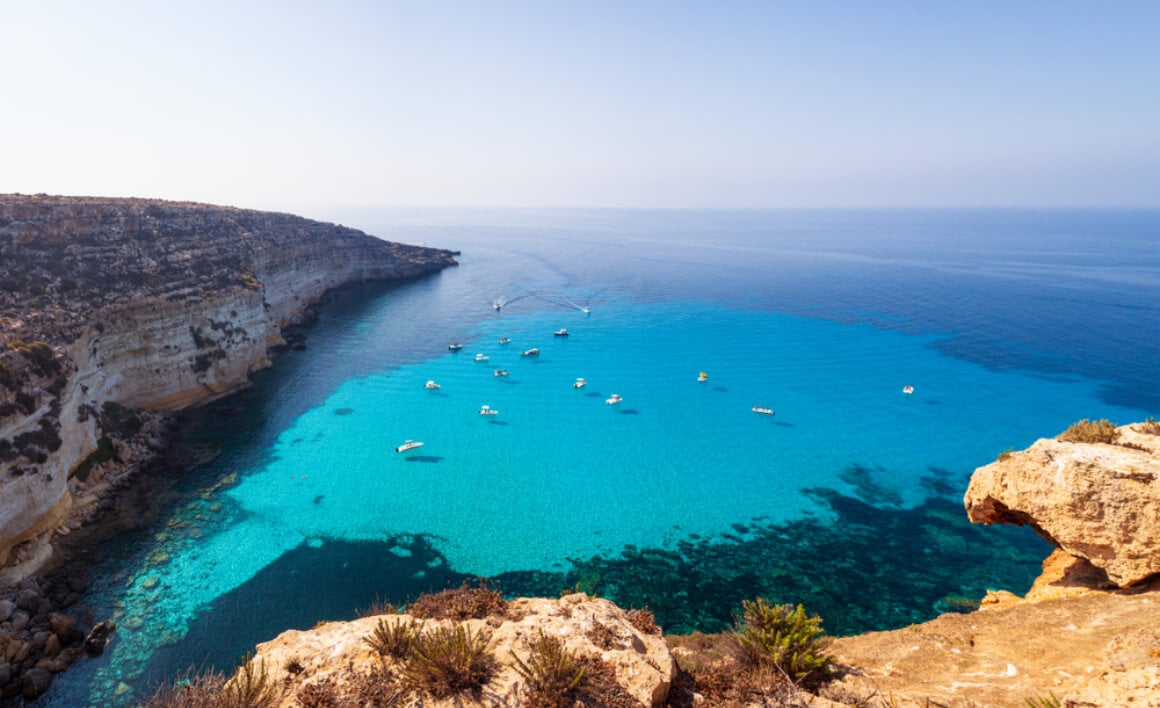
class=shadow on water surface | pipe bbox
[139,535,472,689]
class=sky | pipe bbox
[2,1,1158,211]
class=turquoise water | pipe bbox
[45,209,1159,704]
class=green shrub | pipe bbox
[1025,692,1062,708]
[510,629,585,708]
[997,446,1015,461]
[734,598,834,687]
[401,623,496,698]
[364,617,421,660]
[1057,419,1120,444]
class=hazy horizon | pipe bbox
[3,1,1158,213]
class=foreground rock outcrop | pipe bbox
[824,422,1160,706]
[246,594,674,707]
[965,422,1160,587]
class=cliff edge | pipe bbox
[824,422,1160,706]
[0,195,457,577]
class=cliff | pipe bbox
[823,422,1160,706]
[0,195,457,576]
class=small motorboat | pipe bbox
[697,372,709,382]
[521,348,540,357]
[752,406,775,415]
[606,394,623,405]
[395,439,424,453]
[448,343,464,351]
[474,353,489,362]
[554,328,569,336]
[493,369,509,377]
[479,405,498,416]
[581,307,590,314]
[424,380,441,390]
[498,337,511,344]
[573,378,587,389]
[903,385,915,395]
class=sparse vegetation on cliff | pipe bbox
[400,623,498,699]
[408,580,510,621]
[1057,418,1120,444]
[510,629,586,707]
[735,599,834,688]
[363,616,421,660]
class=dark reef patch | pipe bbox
[333,407,354,416]
[495,468,1049,636]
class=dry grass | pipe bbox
[1057,418,1120,444]
[136,656,279,708]
[1138,417,1160,436]
[408,581,510,621]
[627,608,661,635]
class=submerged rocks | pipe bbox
[965,422,1160,587]
[83,621,114,656]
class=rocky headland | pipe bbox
[0,194,456,700]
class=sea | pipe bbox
[43,208,1160,704]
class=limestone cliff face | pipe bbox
[0,195,456,572]
[964,423,1160,587]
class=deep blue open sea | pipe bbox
[45,208,1160,704]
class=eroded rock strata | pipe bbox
[0,194,456,576]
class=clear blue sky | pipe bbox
[2,1,1158,211]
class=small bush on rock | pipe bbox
[511,629,586,708]
[735,598,834,688]
[364,617,421,660]
[1057,418,1120,444]
[400,623,496,698]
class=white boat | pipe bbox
[521,348,540,357]
[903,385,915,395]
[424,380,441,390]
[606,394,623,405]
[581,307,590,314]
[499,337,511,344]
[448,343,464,351]
[479,405,498,415]
[697,372,709,382]
[573,378,587,389]
[395,439,424,453]
[474,353,489,362]
[752,406,775,415]
[554,328,569,336]
[493,369,509,377]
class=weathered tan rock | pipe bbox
[250,594,675,707]
[825,579,1160,707]
[964,424,1160,587]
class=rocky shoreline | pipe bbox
[0,195,458,700]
